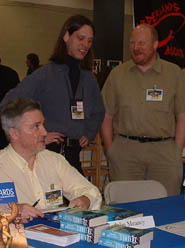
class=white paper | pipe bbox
[157,220,185,237]
[183,179,185,186]
[108,216,155,229]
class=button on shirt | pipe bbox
[0,145,102,210]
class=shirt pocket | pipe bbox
[147,101,170,113]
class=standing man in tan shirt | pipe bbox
[101,23,185,196]
[0,98,102,224]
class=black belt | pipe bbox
[63,137,79,147]
[119,134,174,143]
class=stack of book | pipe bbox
[25,223,80,246]
[59,208,108,243]
[58,205,143,243]
[98,224,153,248]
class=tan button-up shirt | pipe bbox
[102,56,185,137]
[0,145,102,210]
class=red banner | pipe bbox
[134,0,185,68]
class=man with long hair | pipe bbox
[1,15,105,174]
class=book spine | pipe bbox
[79,233,95,243]
[101,230,138,244]
[58,212,86,225]
[60,221,94,234]
[60,225,95,243]
[98,237,135,248]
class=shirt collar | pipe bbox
[7,144,40,171]
[128,53,162,73]
[7,144,28,171]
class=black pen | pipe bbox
[32,199,40,207]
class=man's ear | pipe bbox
[9,128,19,140]
[63,31,70,43]
[154,40,158,50]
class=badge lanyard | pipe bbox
[66,79,85,120]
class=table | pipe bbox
[26,195,185,248]
[117,194,185,248]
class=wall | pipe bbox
[11,0,93,10]
[93,0,124,61]
[123,0,134,62]
[1,0,133,79]
[1,1,92,79]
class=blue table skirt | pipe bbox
[26,195,185,248]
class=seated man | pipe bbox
[0,98,102,223]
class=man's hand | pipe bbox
[175,112,185,150]
[79,136,89,148]
[100,113,113,153]
[68,196,90,210]
[18,203,44,224]
[45,132,65,145]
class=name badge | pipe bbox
[146,89,163,101]
[71,100,84,120]
[45,189,63,208]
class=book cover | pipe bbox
[58,208,108,227]
[60,221,108,243]
[95,206,143,221]
[98,237,151,248]
[0,182,28,248]
[101,225,153,244]
[25,224,80,247]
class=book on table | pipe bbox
[58,207,108,227]
[45,205,143,244]
[60,221,108,243]
[98,237,151,248]
[0,181,28,248]
[58,205,141,226]
[25,223,80,246]
[95,205,143,221]
[100,225,153,245]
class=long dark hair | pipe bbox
[49,15,95,71]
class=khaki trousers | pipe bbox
[107,135,183,196]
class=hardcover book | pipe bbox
[25,224,80,247]
[60,221,108,243]
[95,206,143,221]
[101,225,153,244]
[98,237,151,248]
[58,208,108,227]
[0,182,28,248]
